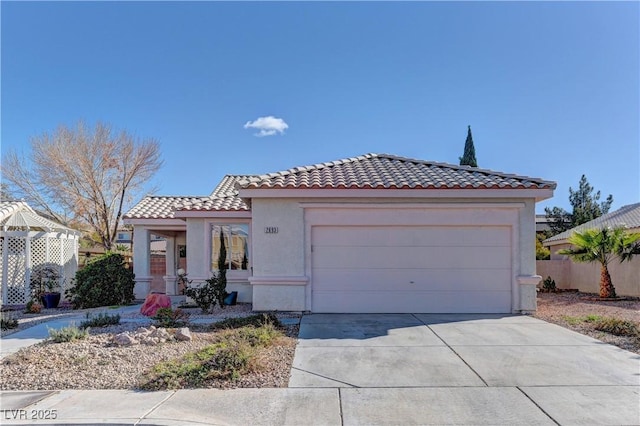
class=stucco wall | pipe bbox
[249,197,539,312]
[536,258,640,297]
[250,199,305,277]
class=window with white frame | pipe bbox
[211,224,250,271]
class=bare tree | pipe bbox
[2,121,162,250]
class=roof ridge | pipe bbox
[376,153,555,185]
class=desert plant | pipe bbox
[48,324,89,343]
[139,322,283,390]
[25,299,42,314]
[1,314,19,330]
[542,276,556,292]
[66,253,135,308]
[211,313,281,330]
[152,307,189,328]
[80,312,121,329]
[558,227,640,298]
[185,277,218,314]
[593,317,640,337]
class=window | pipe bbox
[211,224,250,271]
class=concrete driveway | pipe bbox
[289,313,640,425]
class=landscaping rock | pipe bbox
[140,293,172,317]
[175,327,192,341]
[113,332,138,346]
[113,326,174,346]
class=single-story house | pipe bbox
[539,202,640,297]
[543,202,640,258]
[124,153,556,314]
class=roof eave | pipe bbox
[123,217,187,226]
[173,210,252,219]
[238,187,555,201]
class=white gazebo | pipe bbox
[0,201,80,305]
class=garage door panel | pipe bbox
[311,224,512,313]
[313,226,510,247]
[312,268,511,292]
[313,246,511,269]
[312,290,512,314]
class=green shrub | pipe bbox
[1,314,18,330]
[593,317,640,337]
[80,312,121,329]
[184,275,227,314]
[542,276,556,292]
[232,323,280,347]
[48,324,89,343]
[211,313,281,330]
[152,307,189,328]
[210,341,251,380]
[66,253,135,309]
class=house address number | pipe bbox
[265,227,279,234]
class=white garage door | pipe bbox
[311,225,512,313]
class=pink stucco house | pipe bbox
[124,153,555,313]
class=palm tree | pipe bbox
[558,227,640,298]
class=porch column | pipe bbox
[132,227,152,299]
[186,219,208,285]
[164,236,177,295]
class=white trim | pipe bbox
[517,275,543,286]
[249,276,309,286]
[299,202,526,209]
[240,188,554,201]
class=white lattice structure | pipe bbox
[0,201,80,306]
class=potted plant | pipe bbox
[30,263,62,309]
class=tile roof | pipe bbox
[545,202,640,243]
[125,154,556,220]
[124,175,253,220]
[238,153,556,190]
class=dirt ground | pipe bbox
[534,291,640,354]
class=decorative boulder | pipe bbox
[175,327,192,341]
[113,332,138,346]
[140,293,172,317]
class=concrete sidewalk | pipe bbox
[1,305,146,359]
[2,385,639,425]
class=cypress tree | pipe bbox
[459,125,478,167]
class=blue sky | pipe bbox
[2,1,638,214]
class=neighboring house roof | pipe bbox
[544,202,640,244]
[124,175,254,220]
[124,153,556,220]
[0,201,78,234]
[238,153,556,190]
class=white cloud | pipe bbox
[243,116,289,137]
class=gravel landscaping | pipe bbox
[534,291,640,354]
[1,304,300,391]
[1,292,638,391]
